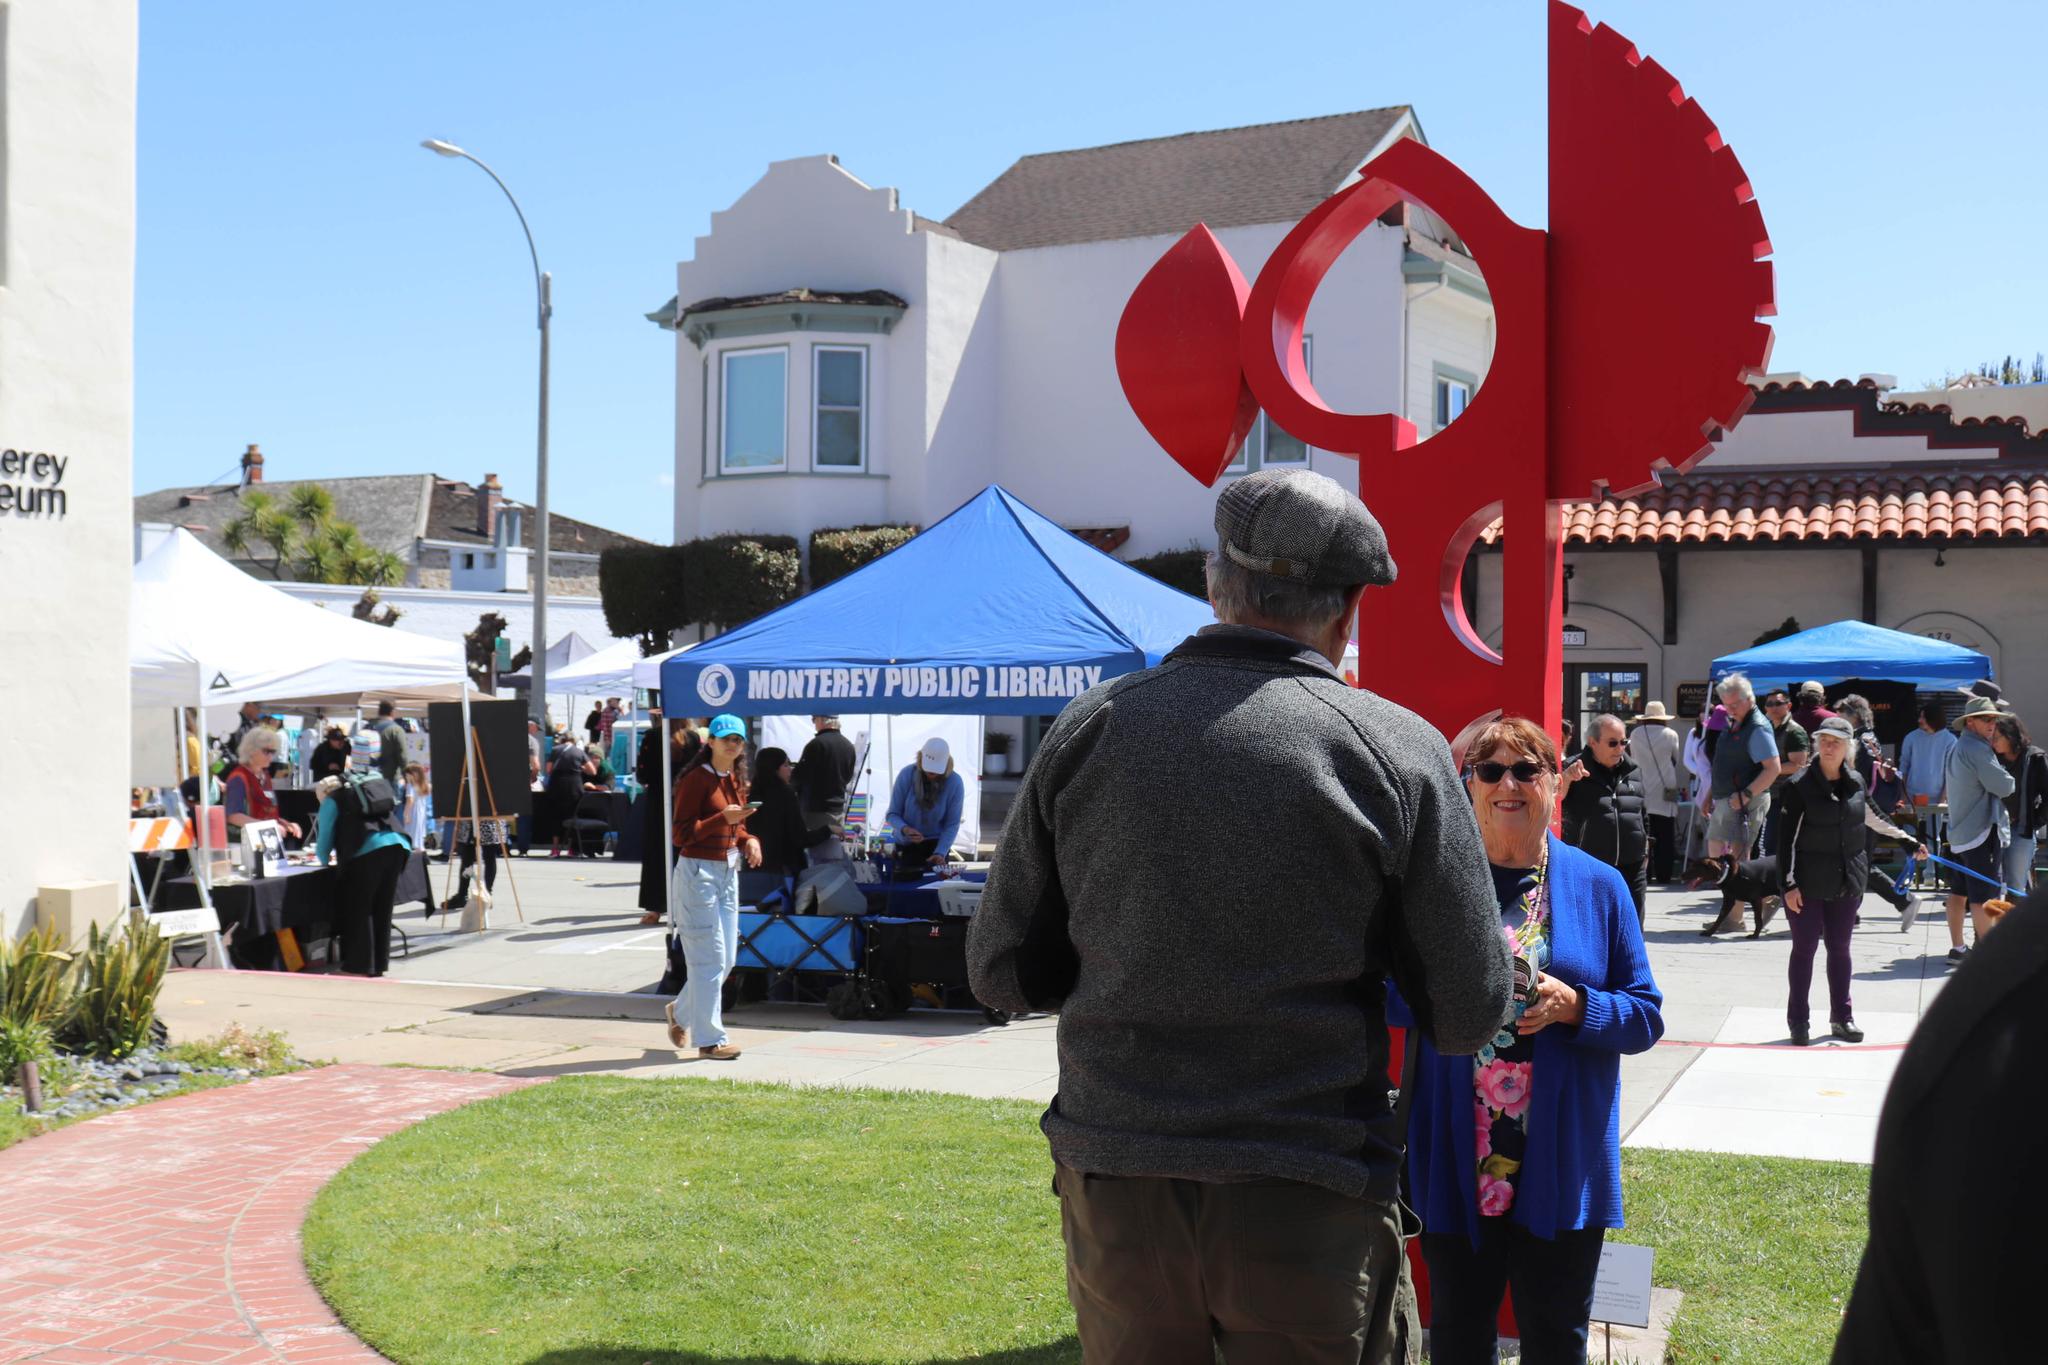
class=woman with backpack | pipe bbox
[314,771,412,977]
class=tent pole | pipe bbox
[192,675,229,970]
[661,710,673,923]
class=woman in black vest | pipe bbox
[1778,718,1925,1045]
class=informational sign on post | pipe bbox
[1590,1241,1654,1329]
[1675,681,1712,726]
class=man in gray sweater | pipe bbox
[968,469,1512,1364]
[1942,696,2015,963]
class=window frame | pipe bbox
[1227,334,1314,476]
[719,344,791,475]
[1432,363,1477,434]
[810,343,870,474]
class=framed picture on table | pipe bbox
[239,820,285,878]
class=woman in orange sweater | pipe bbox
[665,713,760,1060]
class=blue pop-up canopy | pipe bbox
[1711,619,1990,688]
[660,485,1216,715]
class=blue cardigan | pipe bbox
[1390,835,1663,1245]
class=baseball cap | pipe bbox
[919,738,950,774]
[1812,716,1854,742]
[708,714,746,740]
[1213,468,1396,589]
[1797,681,1826,701]
[1706,704,1730,732]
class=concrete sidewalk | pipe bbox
[166,855,1964,1162]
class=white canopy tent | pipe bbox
[128,530,479,960]
[548,637,694,694]
[132,530,471,710]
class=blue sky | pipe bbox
[136,1,2048,545]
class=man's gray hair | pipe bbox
[1592,713,1626,742]
[1716,673,1755,706]
[1205,551,1352,630]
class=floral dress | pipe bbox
[1474,857,1548,1218]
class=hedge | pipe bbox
[599,535,802,648]
[1128,547,1208,599]
[810,524,919,590]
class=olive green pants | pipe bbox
[1054,1164,1419,1364]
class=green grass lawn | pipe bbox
[303,1078,1871,1365]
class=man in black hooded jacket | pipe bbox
[1562,712,1650,922]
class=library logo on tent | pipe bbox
[696,664,736,708]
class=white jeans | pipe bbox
[672,854,739,1047]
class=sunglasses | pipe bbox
[1472,760,1549,784]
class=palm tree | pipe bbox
[220,491,299,577]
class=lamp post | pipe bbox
[421,138,552,726]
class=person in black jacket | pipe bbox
[1559,713,1649,923]
[1992,713,2047,897]
[793,716,858,859]
[1777,718,1925,1045]
[1836,693,1922,926]
[636,719,702,924]
[749,747,818,879]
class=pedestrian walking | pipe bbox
[664,714,758,1061]
[1704,675,1782,933]
[968,468,1511,1364]
[1942,696,2015,962]
[1559,714,1650,922]
[1776,718,1926,1045]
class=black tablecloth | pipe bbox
[164,850,430,939]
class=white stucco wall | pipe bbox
[665,154,1473,566]
[270,582,632,668]
[0,1,137,938]
[1703,406,2003,469]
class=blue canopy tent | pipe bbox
[660,485,1216,716]
[1710,619,1990,689]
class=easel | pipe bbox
[439,722,525,932]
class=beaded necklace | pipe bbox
[1507,848,1552,980]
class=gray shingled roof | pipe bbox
[132,475,433,575]
[944,108,1412,251]
[133,471,648,578]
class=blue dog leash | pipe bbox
[1914,850,2014,901]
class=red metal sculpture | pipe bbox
[1116,1,1775,750]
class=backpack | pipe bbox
[332,772,403,863]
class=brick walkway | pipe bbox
[0,1066,532,1363]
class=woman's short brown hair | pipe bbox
[1466,715,1560,774]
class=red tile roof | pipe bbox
[1750,377,2048,457]
[1480,467,2048,547]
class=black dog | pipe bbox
[1683,854,1786,938]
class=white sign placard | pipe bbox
[1590,1241,1655,1328]
[149,908,218,939]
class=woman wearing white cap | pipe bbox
[886,738,965,868]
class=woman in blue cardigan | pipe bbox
[1394,715,1664,1364]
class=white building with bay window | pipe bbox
[654,107,1496,565]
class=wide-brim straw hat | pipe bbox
[1635,701,1673,722]
[1952,695,2004,731]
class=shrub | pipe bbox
[0,1017,53,1086]
[0,923,79,1033]
[68,918,170,1060]
[810,524,919,590]
[600,535,802,643]
[598,544,687,653]
[1128,547,1209,599]
[684,534,801,627]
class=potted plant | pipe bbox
[985,731,1014,777]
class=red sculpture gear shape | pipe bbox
[1547,1,1776,500]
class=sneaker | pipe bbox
[697,1043,742,1061]
[1900,895,1921,934]
[662,1001,687,1050]
[1831,1019,1866,1043]
[1947,945,1970,964]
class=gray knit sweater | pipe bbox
[967,625,1512,1199]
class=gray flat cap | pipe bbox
[1214,468,1396,589]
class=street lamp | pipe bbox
[420,138,553,726]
